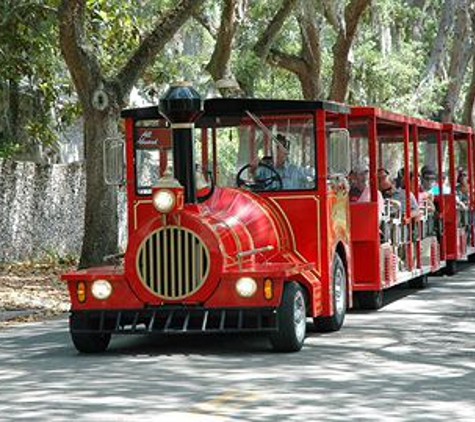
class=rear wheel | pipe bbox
[408,274,428,289]
[356,290,383,310]
[314,254,347,332]
[270,282,307,352]
[468,253,475,263]
[69,315,111,354]
[445,260,457,276]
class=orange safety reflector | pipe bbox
[77,281,86,303]
[264,278,273,300]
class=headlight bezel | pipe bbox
[152,189,176,214]
[235,277,258,298]
[91,279,113,300]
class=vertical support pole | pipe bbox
[264,130,270,156]
[437,130,446,260]
[201,128,209,181]
[403,123,413,270]
[212,126,218,185]
[249,125,256,164]
[466,132,474,248]
[466,133,473,207]
[412,125,421,269]
[125,117,136,238]
[448,128,456,194]
[315,109,330,314]
[368,116,378,203]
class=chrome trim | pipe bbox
[136,226,210,300]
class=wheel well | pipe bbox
[335,242,347,273]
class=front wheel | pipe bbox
[270,282,307,352]
[69,315,111,354]
[314,254,347,332]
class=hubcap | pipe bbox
[293,290,306,342]
[334,266,346,316]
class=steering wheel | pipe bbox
[236,162,283,191]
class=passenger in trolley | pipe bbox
[349,163,385,219]
[393,168,421,221]
[255,133,310,190]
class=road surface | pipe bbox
[1,265,475,421]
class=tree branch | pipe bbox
[254,0,300,59]
[267,49,307,75]
[193,9,217,39]
[206,0,242,81]
[116,0,206,100]
[329,0,371,102]
[320,0,344,33]
[58,0,103,105]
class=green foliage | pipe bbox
[0,0,471,159]
[349,0,447,117]
[0,0,79,158]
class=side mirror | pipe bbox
[103,137,125,186]
[328,129,351,176]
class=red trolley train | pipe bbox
[62,84,475,353]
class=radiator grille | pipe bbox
[136,227,210,300]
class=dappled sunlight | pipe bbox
[1,268,475,420]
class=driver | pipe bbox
[256,134,308,190]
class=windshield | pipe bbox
[209,114,316,192]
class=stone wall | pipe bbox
[0,159,127,262]
[0,159,85,261]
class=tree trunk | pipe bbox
[328,0,371,102]
[237,0,299,95]
[59,0,205,268]
[439,0,471,123]
[413,0,455,107]
[79,106,120,268]
[8,79,19,140]
[265,0,322,100]
[206,0,247,96]
[463,57,475,126]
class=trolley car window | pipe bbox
[134,125,171,195]
[213,115,316,191]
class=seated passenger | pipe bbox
[418,166,436,212]
[394,169,420,220]
[350,164,385,219]
[456,168,469,209]
[420,166,437,193]
[255,134,309,190]
[378,168,396,199]
[349,164,368,201]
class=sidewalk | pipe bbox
[0,262,69,327]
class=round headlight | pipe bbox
[235,277,257,298]
[153,189,176,213]
[91,280,112,300]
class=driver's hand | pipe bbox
[250,157,259,169]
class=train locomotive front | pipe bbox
[62,84,352,353]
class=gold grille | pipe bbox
[136,226,210,300]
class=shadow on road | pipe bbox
[0,264,474,421]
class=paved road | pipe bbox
[1,265,475,422]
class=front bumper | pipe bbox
[70,307,278,335]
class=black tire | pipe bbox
[314,254,347,332]
[468,253,475,263]
[69,315,111,354]
[408,274,428,289]
[270,282,307,352]
[445,260,457,276]
[356,290,383,310]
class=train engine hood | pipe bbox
[125,187,293,305]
